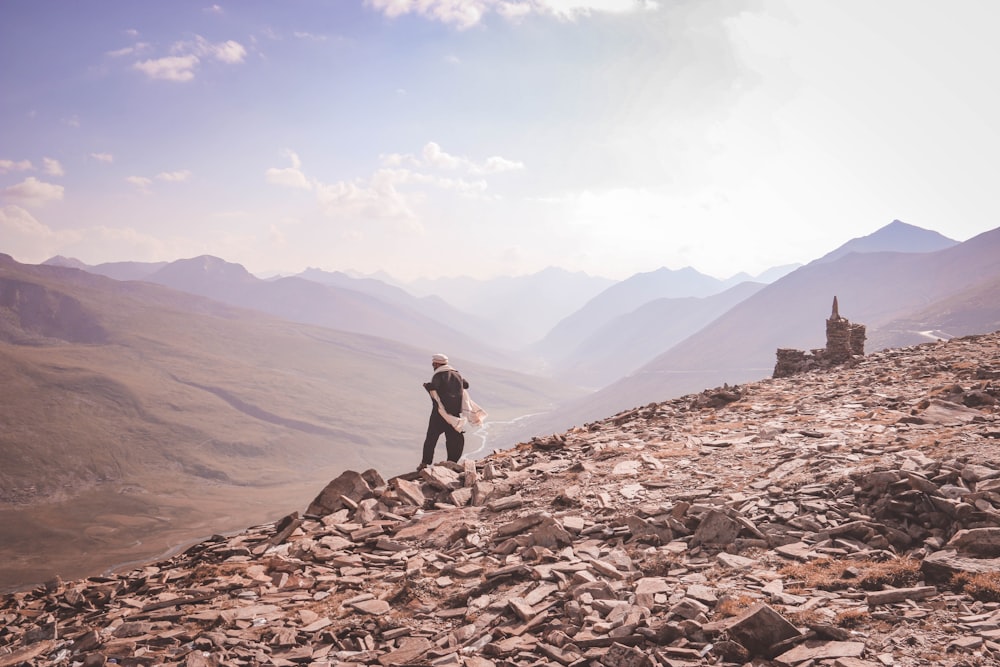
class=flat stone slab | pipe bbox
[775,640,865,665]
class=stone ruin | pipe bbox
[773,296,866,378]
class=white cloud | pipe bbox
[392,142,524,175]
[42,158,64,176]
[62,116,81,128]
[542,0,659,17]
[482,155,525,173]
[208,39,247,64]
[497,1,533,19]
[364,0,658,27]
[422,142,464,169]
[293,32,329,41]
[126,176,153,193]
[185,35,247,63]
[0,206,77,262]
[315,177,422,228]
[157,169,192,182]
[365,0,489,29]
[0,206,177,265]
[0,159,33,174]
[204,4,224,14]
[265,151,312,190]
[268,142,516,232]
[133,36,246,81]
[0,205,56,238]
[266,167,312,190]
[1,177,65,206]
[90,152,114,163]
[133,55,199,82]
[107,43,150,58]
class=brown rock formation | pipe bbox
[774,296,867,377]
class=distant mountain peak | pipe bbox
[814,220,958,265]
[147,255,256,287]
[42,255,89,269]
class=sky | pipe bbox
[2,1,999,281]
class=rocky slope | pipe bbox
[2,332,1000,667]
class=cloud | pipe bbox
[126,176,153,193]
[90,152,114,163]
[62,116,80,128]
[205,39,247,64]
[482,155,525,173]
[0,206,175,265]
[133,55,199,82]
[293,31,329,42]
[1,177,65,206]
[157,169,192,182]
[364,0,658,28]
[0,159,33,174]
[0,206,77,262]
[132,36,246,81]
[265,151,312,190]
[107,43,151,58]
[204,4,224,14]
[268,142,518,231]
[315,176,422,228]
[42,158,64,176]
[422,142,464,169]
[394,142,524,174]
[365,0,489,29]
[0,205,56,238]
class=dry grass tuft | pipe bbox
[715,594,758,618]
[952,572,1000,602]
[835,608,870,628]
[856,557,922,589]
[780,557,921,592]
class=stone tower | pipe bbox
[825,296,853,363]
[773,297,866,378]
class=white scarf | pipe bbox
[428,365,487,431]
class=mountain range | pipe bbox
[519,222,999,436]
[6,217,1000,591]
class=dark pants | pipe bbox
[421,411,464,465]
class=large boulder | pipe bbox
[306,470,374,516]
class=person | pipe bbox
[419,353,468,469]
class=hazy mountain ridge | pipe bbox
[406,267,617,347]
[146,256,516,368]
[294,267,500,350]
[43,256,168,281]
[813,219,957,264]
[550,280,767,389]
[514,223,1000,437]
[38,220,978,399]
[534,266,734,361]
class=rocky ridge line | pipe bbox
[2,332,1000,667]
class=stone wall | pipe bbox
[773,296,866,378]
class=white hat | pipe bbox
[431,353,449,365]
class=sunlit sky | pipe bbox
[2,1,998,281]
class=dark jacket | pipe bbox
[424,367,468,416]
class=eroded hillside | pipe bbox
[2,332,1000,666]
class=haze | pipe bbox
[2,0,999,280]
